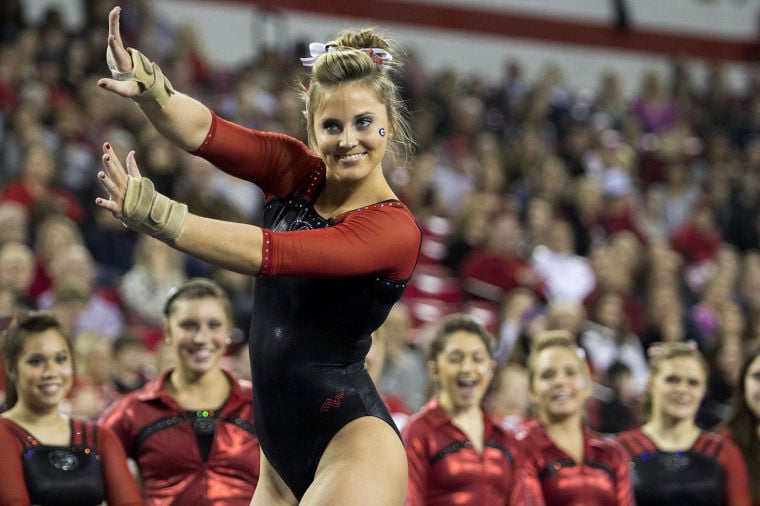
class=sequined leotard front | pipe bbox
[615,428,750,506]
[193,113,421,499]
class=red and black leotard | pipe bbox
[514,417,635,506]
[193,113,421,500]
[615,428,751,506]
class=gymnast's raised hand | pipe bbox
[98,6,141,99]
[96,144,138,220]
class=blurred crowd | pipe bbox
[1,0,760,437]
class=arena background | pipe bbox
[22,0,760,95]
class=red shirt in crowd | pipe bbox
[514,417,634,506]
[402,397,524,505]
[100,368,259,506]
[459,250,545,302]
[0,181,85,223]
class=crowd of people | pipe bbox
[2,0,760,504]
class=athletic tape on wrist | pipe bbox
[107,47,175,107]
[122,177,187,242]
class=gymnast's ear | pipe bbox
[427,361,438,381]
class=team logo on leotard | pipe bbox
[320,393,344,412]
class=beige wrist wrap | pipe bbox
[120,48,175,107]
[122,177,187,242]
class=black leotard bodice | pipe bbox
[630,450,723,506]
[250,192,408,499]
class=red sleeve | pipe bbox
[265,204,421,280]
[0,422,32,505]
[99,396,138,459]
[506,439,532,506]
[719,437,751,506]
[97,424,144,506]
[192,112,324,198]
[401,419,431,506]
[517,451,546,506]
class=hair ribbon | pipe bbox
[300,42,393,69]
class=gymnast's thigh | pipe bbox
[250,450,298,506]
[300,416,408,506]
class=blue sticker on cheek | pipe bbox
[379,128,385,137]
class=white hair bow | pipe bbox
[300,42,393,69]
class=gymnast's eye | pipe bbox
[321,120,341,133]
[445,351,464,364]
[25,355,44,366]
[207,319,225,331]
[356,115,374,130]
[539,368,557,381]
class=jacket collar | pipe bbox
[137,367,248,414]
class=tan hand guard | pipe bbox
[121,48,175,107]
[121,176,187,243]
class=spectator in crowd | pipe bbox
[585,239,647,336]
[459,210,545,305]
[81,206,139,283]
[109,333,150,395]
[515,330,634,505]
[687,272,733,348]
[0,311,143,505]
[561,176,605,256]
[544,298,586,337]
[375,302,429,413]
[698,312,745,429]
[442,191,499,275]
[211,267,255,343]
[426,136,479,217]
[493,286,543,366]
[0,142,85,225]
[30,213,86,300]
[118,234,187,348]
[366,322,412,431]
[531,216,596,303]
[597,165,643,240]
[484,362,530,431]
[0,240,36,309]
[36,243,125,339]
[637,185,670,241]
[100,278,259,505]
[580,289,649,395]
[737,251,760,320]
[719,343,760,505]
[671,198,723,296]
[588,360,640,435]
[522,194,555,253]
[0,201,29,246]
[631,68,679,134]
[403,314,524,505]
[660,156,702,234]
[69,330,120,419]
[616,341,751,506]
